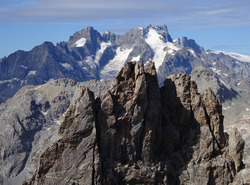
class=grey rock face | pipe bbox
[205,52,250,91]
[229,128,245,173]
[190,66,238,102]
[67,26,103,50]
[0,78,109,185]
[81,79,109,98]
[227,119,250,185]
[26,88,100,185]
[96,61,162,184]
[0,42,88,104]
[190,66,250,127]
[24,62,244,185]
[174,37,204,53]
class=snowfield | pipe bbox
[75,38,87,47]
[210,50,250,63]
[145,28,181,70]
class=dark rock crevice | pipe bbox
[203,101,222,157]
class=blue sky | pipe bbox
[1,0,250,57]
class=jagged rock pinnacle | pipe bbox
[24,62,244,185]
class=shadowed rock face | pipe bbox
[24,62,244,185]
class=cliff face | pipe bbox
[0,78,109,185]
[25,62,244,185]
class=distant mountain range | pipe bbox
[0,25,249,104]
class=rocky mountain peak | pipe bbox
[114,27,145,48]
[102,30,116,43]
[174,37,204,53]
[146,24,173,42]
[67,26,103,49]
[1,25,250,105]
[24,62,244,185]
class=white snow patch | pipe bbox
[201,58,205,61]
[27,71,36,76]
[223,106,231,110]
[188,49,196,57]
[100,47,133,80]
[56,120,61,125]
[60,63,73,71]
[237,82,242,86]
[173,39,178,43]
[211,67,221,75]
[21,80,27,86]
[212,62,217,65]
[77,60,83,66]
[209,50,250,63]
[166,42,181,54]
[131,55,141,61]
[246,108,249,111]
[83,67,88,71]
[34,86,41,90]
[243,115,250,119]
[78,41,112,71]
[94,42,112,65]
[41,110,48,116]
[223,73,228,77]
[77,60,89,72]
[75,38,87,47]
[0,78,20,84]
[220,79,226,85]
[21,65,27,69]
[145,28,167,69]
[85,56,96,69]
[145,28,181,70]
[138,27,144,35]
[7,84,13,88]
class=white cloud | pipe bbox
[201,9,233,15]
[1,0,250,30]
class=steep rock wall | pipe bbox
[25,62,244,185]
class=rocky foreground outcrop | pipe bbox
[0,79,84,185]
[0,79,108,185]
[24,62,245,185]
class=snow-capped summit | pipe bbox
[0,25,249,105]
[145,27,181,69]
[146,24,173,42]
